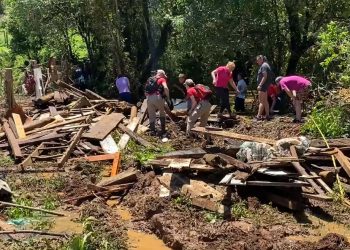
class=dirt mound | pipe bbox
[315,233,349,250]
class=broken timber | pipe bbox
[58,127,85,167]
[117,117,140,151]
[83,113,124,140]
[118,123,154,149]
[157,148,206,159]
[97,168,138,187]
[191,127,276,145]
[2,120,22,158]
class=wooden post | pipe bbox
[4,68,16,110]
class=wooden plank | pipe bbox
[168,158,192,169]
[85,153,116,162]
[130,106,137,120]
[97,168,138,187]
[27,116,88,135]
[57,80,86,96]
[20,143,44,167]
[229,179,308,187]
[83,113,124,140]
[264,192,303,211]
[8,117,18,139]
[191,127,276,145]
[301,193,333,201]
[310,138,350,148]
[334,148,350,178]
[2,120,22,158]
[24,117,56,131]
[157,148,206,159]
[57,127,85,167]
[49,106,59,116]
[117,117,140,151]
[33,67,44,98]
[111,152,121,176]
[12,113,26,139]
[216,153,251,171]
[118,123,154,148]
[308,170,333,194]
[290,146,325,195]
[85,89,106,100]
[137,99,148,124]
[100,135,118,154]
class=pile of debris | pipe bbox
[146,127,350,212]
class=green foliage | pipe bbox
[32,218,54,231]
[203,212,223,224]
[231,201,251,220]
[6,198,34,219]
[0,154,14,167]
[318,21,350,87]
[173,195,192,208]
[331,181,346,203]
[42,194,59,210]
[302,103,350,138]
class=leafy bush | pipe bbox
[302,103,350,138]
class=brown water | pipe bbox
[109,202,170,250]
[51,212,83,234]
[288,213,350,242]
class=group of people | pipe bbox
[114,54,312,138]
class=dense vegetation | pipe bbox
[0,0,349,98]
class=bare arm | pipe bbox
[211,70,217,85]
[229,79,239,92]
[162,82,170,99]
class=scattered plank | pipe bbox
[83,113,125,140]
[117,117,140,151]
[23,117,56,131]
[229,179,308,187]
[137,99,148,124]
[157,148,206,159]
[100,135,118,154]
[334,148,350,178]
[57,80,86,96]
[168,158,192,169]
[118,123,154,148]
[12,113,26,139]
[310,138,350,148]
[216,153,251,171]
[97,168,138,187]
[301,193,333,201]
[290,146,325,195]
[57,127,85,167]
[191,127,276,145]
[2,120,22,158]
[85,89,106,100]
[85,153,116,162]
[130,106,138,120]
[111,152,121,177]
[0,201,65,216]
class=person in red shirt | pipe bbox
[145,69,170,136]
[184,79,212,137]
[267,83,278,115]
[211,61,239,118]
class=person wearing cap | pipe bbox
[211,61,239,118]
[275,75,311,123]
[184,79,212,137]
[146,69,170,136]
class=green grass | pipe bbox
[6,198,35,219]
[203,212,223,223]
[231,201,251,220]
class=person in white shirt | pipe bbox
[234,73,247,112]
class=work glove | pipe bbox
[166,98,174,111]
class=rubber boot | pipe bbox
[160,117,167,138]
[150,122,156,136]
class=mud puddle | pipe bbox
[288,213,350,242]
[51,212,83,234]
[107,201,169,250]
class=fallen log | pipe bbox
[191,127,276,145]
[0,201,65,216]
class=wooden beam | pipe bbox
[130,106,138,120]
[118,123,154,148]
[216,153,251,171]
[85,89,106,100]
[290,146,325,195]
[2,120,22,158]
[12,113,26,139]
[4,68,16,110]
[334,148,350,178]
[83,113,124,140]
[85,153,116,162]
[157,148,206,159]
[57,80,86,96]
[57,127,85,167]
[117,117,140,151]
[191,127,276,145]
[137,99,148,124]
[229,179,308,187]
[111,152,121,176]
[97,168,138,187]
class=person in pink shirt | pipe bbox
[275,75,311,123]
[211,61,239,118]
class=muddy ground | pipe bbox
[1,97,350,249]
